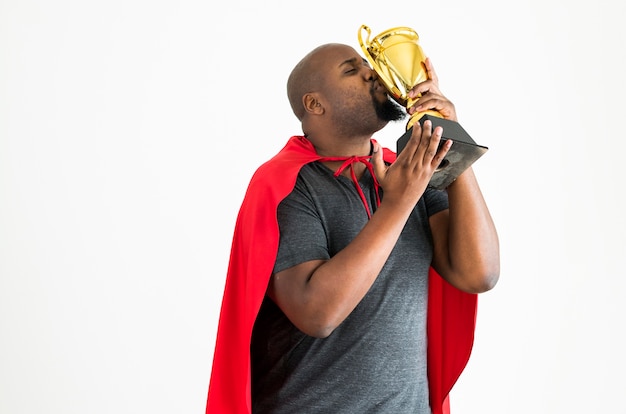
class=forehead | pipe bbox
[313,44,363,70]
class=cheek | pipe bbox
[330,90,357,110]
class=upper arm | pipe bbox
[429,207,484,291]
[428,197,499,293]
[273,176,330,275]
[269,176,332,336]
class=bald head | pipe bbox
[286,43,346,121]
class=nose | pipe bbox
[364,66,378,81]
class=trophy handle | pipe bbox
[358,25,403,102]
[358,25,372,49]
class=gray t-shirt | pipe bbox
[251,161,448,414]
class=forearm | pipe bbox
[288,201,413,337]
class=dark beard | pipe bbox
[375,94,407,122]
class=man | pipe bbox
[206,43,499,414]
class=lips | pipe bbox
[372,81,389,100]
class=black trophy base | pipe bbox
[396,114,488,190]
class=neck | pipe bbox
[303,129,375,179]
[306,134,373,158]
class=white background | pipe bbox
[1,1,625,413]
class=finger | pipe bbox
[370,142,387,181]
[423,125,444,164]
[432,137,453,170]
[415,121,440,167]
[411,120,432,164]
[417,120,435,155]
[411,96,456,120]
[409,58,441,102]
[408,79,435,100]
[424,58,439,86]
[396,121,423,164]
[424,124,453,167]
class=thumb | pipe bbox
[370,142,386,181]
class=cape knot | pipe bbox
[318,154,380,219]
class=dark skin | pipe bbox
[270,43,500,338]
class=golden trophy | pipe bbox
[358,25,488,189]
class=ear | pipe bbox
[303,93,324,115]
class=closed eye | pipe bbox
[339,57,366,75]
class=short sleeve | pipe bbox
[423,187,449,217]
[273,178,330,274]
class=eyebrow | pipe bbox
[338,57,367,68]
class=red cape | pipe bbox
[206,136,477,414]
